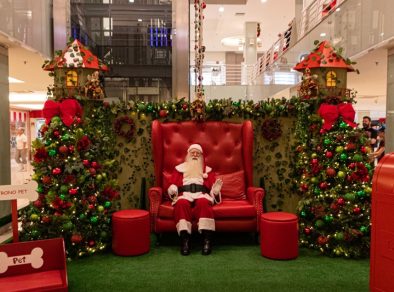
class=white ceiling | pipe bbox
[191,0,296,52]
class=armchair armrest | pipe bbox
[148,187,163,232]
[247,186,265,231]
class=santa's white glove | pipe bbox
[211,179,223,195]
[210,179,223,204]
[168,184,178,201]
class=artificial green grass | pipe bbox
[67,234,369,292]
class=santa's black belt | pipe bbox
[178,184,209,193]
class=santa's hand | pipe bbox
[168,184,178,201]
[211,179,223,195]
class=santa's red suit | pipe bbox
[168,161,220,235]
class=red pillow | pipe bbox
[217,170,245,200]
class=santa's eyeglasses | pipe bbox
[189,150,201,157]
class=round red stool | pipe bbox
[260,212,298,260]
[112,209,150,256]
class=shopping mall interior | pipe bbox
[0,0,393,291]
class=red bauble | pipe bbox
[300,183,309,192]
[53,130,60,137]
[89,167,96,175]
[304,227,311,235]
[325,151,333,158]
[42,216,51,223]
[59,145,68,154]
[182,103,188,110]
[88,204,95,210]
[42,176,52,184]
[71,234,83,244]
[52,168,62,175]
[68,188,78,195]
[353,207,361,214]
[88,195,97,203]
[91,161,99,169]
[83,159,90,167]
[319,182,328,190]
[317,235,328,245]
[76,117,82,124]
[348,162,356,169]
[68,145,75,152]
[311,158,318,165]
[89,240,95,247]
[337,197,345,205]
[201,2,206,9]
[159,109,168,118]
[33,199,42,209]
[360,146,367,153]
[346,143,356,151]
[326,168,336,177]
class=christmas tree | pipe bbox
[294,41,372,258]
[20,40,120,258]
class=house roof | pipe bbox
[43,39,108,71]
[293,40,354,72]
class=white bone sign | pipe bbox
[0,180,38,202]
[0,247,44,273]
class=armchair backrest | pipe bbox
[151,120,253,190]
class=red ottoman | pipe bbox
[112,209,150,256]
[260,212,298,260]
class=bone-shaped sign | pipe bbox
[0,247,44,273]
[0,180,38,202]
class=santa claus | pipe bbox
[168,144,223,255]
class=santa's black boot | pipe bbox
[201,230,213,255]
[180,231,191,256]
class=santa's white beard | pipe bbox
[184,155,203,179]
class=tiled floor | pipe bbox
[0,160,32,243]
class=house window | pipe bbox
[326,71,336,87]
[66,70,78,87]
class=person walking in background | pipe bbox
[15,127,28,171]
[362,116,378,150]
[370,127,385,164]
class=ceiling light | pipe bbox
[221,36,244,47]
[238,46,244,51]
[219,6,224,13]
[138,18,142,22]
[261,0,267,3]
[320,32,327,37]
[129,0,134,3]
[8,77,24,83]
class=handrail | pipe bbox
[251,0,346,84]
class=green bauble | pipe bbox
[365,163,372,171]
[353,154,363,162]
[334,232,344,241]
[360,226,368,233]
[79,214,86,220]
[60,185,69,193]
[324,215,333,223]
[100,231,108,239]
[313,187,321,195]
[323,138,331,145]
[339,121,348,128]
[315,219,325,228]
[138,103,146,111]
[90,216,98,224]
[31,229,40,238]
[232,101,241,107]
[356,190,366,198]
[104,201,112,208]
[51,116,61,123]
[36,185,43,193]
[62,221,73,230]
[59,194,66,200]
[48,149,57,157]
[61,134,70,141]
[340,153,348,160]
[344,192,355,201]
[300,211,307,218]
[146,104,153,112]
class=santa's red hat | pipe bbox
[187,144,208,178]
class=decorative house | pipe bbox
[43,39,108,100]
[293,40,354,98]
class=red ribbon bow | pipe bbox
[318,103,357,131]
[43,99,83,127]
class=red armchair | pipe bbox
[148,120,265,235]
